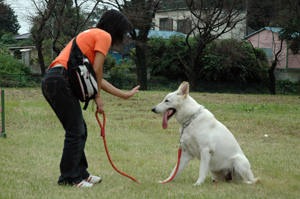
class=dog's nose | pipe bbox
[151,107,156,113]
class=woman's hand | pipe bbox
[122,85,140,100]
[94,95,105,114]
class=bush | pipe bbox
[147,37,269,85]
[147,35,190,81]
[200,39,269,83]
[0,53,31,74]
[103,55,137,88]
[0,53,33,87]
[276,79,300,95]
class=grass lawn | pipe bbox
[0,88,300,198]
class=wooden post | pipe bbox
[1,90,6,138]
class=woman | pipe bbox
[41,10,140,188]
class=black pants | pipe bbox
[41,67,90,185]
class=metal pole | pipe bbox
[1,90,6,138]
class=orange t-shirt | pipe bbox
[49,28,112,69]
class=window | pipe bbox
[177,19,191,34]
[177,20,185,33]
[160,18,173,31]
[160,19,168,31]
[261,48,273,59]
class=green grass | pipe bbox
[1,88,300,198]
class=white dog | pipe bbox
[151,82,260,186]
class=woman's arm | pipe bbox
[93,51,105,113]
[92,51,140,113]
[101,79,140,100]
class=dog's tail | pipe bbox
[252,177,260,184]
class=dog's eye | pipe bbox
[165,99,169,102]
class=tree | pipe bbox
[100,0,163,90]
[29,0,101,76]
[148,35,190,81]
[277,0,300,55]
[148,36,269,86]
[268,38,283,94]
[0,0,20,37]
[179,0,249,91]
[247,0,279,31]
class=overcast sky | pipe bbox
[6,0,35,34]
[6,0,98,35]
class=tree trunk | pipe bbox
[135,44,148,90]
[268,61,277,95]
[189,45,205,92]
[133,25,150,90]
[36,41,46,76]
[268,39,283,94]
[189,68,198,92]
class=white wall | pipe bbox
[154,9,247,40]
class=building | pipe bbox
[153,8,247,40]
[245,27,300,82]
[9,33,41,74]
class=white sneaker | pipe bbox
[85,175,102,184]
[73,180,93,188]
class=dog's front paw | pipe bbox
[193,181,203,186]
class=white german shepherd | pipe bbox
[151,82,260,186]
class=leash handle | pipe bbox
[95,111,105,137]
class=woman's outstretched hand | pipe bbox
[123,85,140,100]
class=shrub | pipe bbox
[0,53,33,87]
[200,39,269,83]
[147,37,269,85]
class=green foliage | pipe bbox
[1,33,16,44]
[0,53,31,74]
[109,58,133,80]
[0,0,20,37]
[276,79,300,95]
[201,39,269,83]
[147,35,190,81]
[103,55,136,87]
[42,39,54,67]
[0,53,33,87]
[103,54,118,74]
[278,0,300,54]
[147,37,269,84]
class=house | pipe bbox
[245,27,300,82]
[9,33,41,74]
[153,8,247,40]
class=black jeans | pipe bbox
[41,67,90,185]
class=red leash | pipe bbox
[95,111,140,184]
[159,147,182,184]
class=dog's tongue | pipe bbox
[163,109,172,129]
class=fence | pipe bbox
[0,74,299,95]
[0,74,43,88]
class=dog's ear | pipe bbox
[177,82,189,97]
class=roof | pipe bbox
[135,30,187,39]
[14,30,186,41]
[148,30,186,39]
[244,27,282,39]
[14,33,31,40]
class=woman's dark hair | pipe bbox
[96,9,132,46]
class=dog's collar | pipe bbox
[179,109,202,147]
[182,109,202,130]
